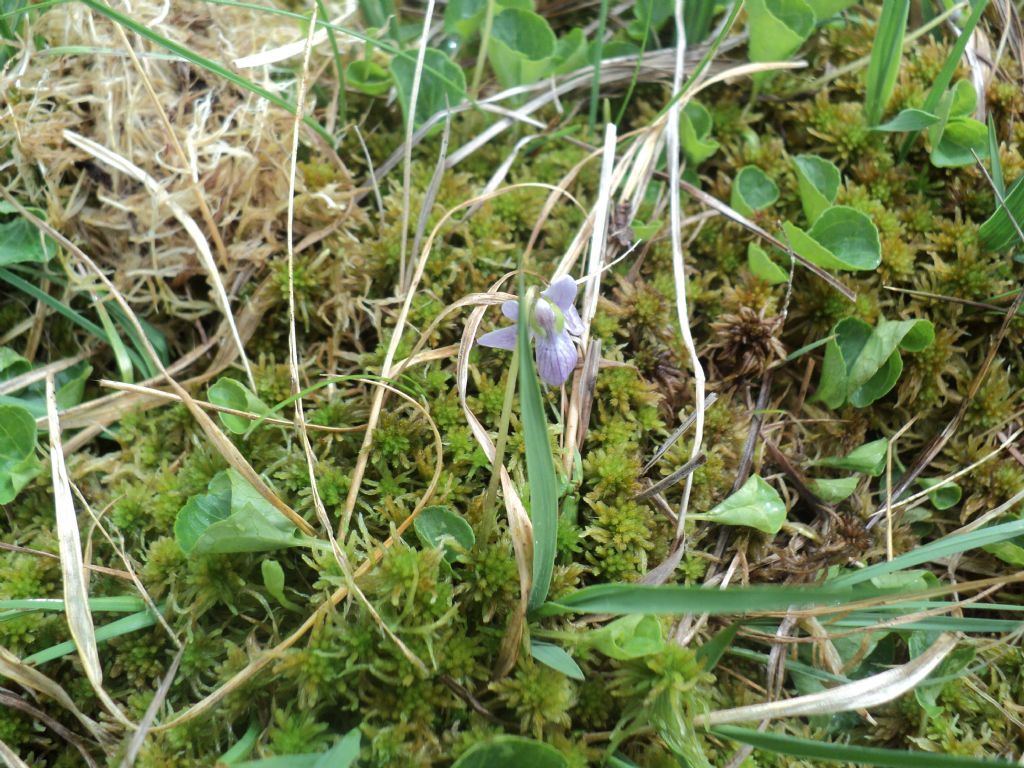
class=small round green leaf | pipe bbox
[413,505,475,561]
[346,60,391,96]
[731,166,779,217]
[452,736,568,768]
[792,154,841,223]
[748,242,788,284]
[785,205,881,272]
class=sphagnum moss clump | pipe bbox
[2,1,1024,765]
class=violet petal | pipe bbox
[501,300,518,321]
[534,330,578,385]
[477,325,518,350]
[542,274,578,311]
[563,305,584,336]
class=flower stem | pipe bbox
[479,342,519,546]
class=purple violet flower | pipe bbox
[477,275,583,386]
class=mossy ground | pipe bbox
[2,2,1024,766]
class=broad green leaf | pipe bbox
[443,0,532,39]
[452,736,568,768]
[984,535,1024,567]
[810,438,888,476]
[730,166,779,218]
[809,476,860,503]
[748,242,788,284]
[585,614,664,660]
[413,505,475,562]
[531,641,584,680]
[783,206,881,272]
[680,101,720,165]
[261,559,300,611]
[0,359,92,419]
[746,0,815,75]
[864,0,909,126]
[0,201,56,265]
[539,582,896,618]
[346,60,391,95]
[487,8,556,88]
[792,155,840,223]
[389,48,466,128]
[931,117,989,167]
[0,347,31,378]
[174,469,305,556]
[948,78,977,118]
[813,317,933,409]
[690,475,786,535]
[872,108,939,132]
[208,377,270,434]
[552,28,589,75]
[314,729,361,768]
[919,478,961,510]
[979,174,1024,251]
[831,518,1024,587]
[711,724,1017,767]
[696,623,740,671]
[803,0,857,16]
[518,286,559,612]
[0,403,41,504]
[627,0,672,42]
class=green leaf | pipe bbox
[540,582,896,618]
[730,166,779,218]
[0,201,56,265]
[518,287,559,612]
[346,59,391,95]
[783,206,881,272]
[174,469,305,556]
[791,155,841,223]
[746,0,815,73]
[872,108,939,132]
[809,476,860,503]
[551,28,589,75]
[803,0,857,17]
[208,377,271,435]
[389,48,466,128]
[413,505,475,562]
[451,736,568,768]
[810,438,888,476]
[487,8,556,88]
[0,403,41,504]
[931,116,989,168]
[696,623,740,671]
[585,614,664,660]
[359,0,395,29]
[813,317,933,409]
[979,174,1024,251]
[711,725,1018,767]
[679,101,720,165]
[627,0,672,42]
[531,641,585,680]
[918,478,961,510]
[0,359,92,420]
[690,475,786,535]
[261,560,300,611]
[987,114,1004,197]
[314,729,361,768]
[864,0,909,126]
[747,242,788,284]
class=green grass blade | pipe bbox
[829,518,1024,587]
[711,725,1018,767]
[78,0,333,145]
[864,0,910,125]
[518,285,559,612]
[588,0,611,135]
[0,596,146,613]
[538,583,895,617]
[898,0,989,157]
[24,607,158,666]
[987,115,1004,196]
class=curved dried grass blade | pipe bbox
[694,633,957,725]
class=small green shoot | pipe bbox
[689,474,787,535]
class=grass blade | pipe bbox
[24,608,158,666]
[519,285,559,612]
[538,582,895,617]
[711,725,1018,766]
[864,0,910,125]
[0,596,146,613]
[829,518,1024,587]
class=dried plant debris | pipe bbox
[1,1,1024,766]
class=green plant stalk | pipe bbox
[588,0,611,135]
[863,0,910,125]
[315,0,347,125]
[470,0,497,96]
[614,5,653,127]
[92,292,133,384]
[898,0,989,159]
[479,342,520,548]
